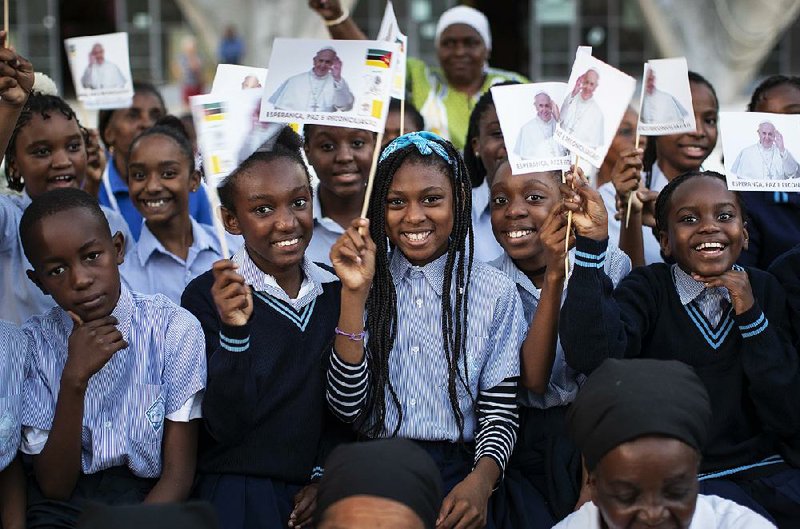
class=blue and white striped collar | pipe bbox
[58,281,135,342]
[389,249,449,296]
[671,264,733,306]
[491,252,539,298]
[135,217,219,266]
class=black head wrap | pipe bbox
[315,439,443,529]
[77,501,219,528]
[567,358,711,472]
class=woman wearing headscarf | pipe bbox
[555,358,776,529]
[308,0,527,150]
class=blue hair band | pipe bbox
[379,131,452,165]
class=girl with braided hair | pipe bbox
[327,132,526,529]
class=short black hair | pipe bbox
[128,115,196,175]
[5,92,82,192]
[98,81,166,146]
[218,126,312,212]
[388,97,425,131]
[747,75,800,112]
[19,188,110,265]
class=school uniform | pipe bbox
[489,247,630,528]
[21,284,206,527]
[560,236,800,527]
[769,244,800,348]
[0,192,133,325]
[472,180,504,263]
[327,251,526,528]
[305,185,344,267]
[0,321,26,471]
[181,248,345,529]
[120,218,240,304]
[739,192,800,270]
[98,154,214,241]
[599,160,670,265]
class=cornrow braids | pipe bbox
[128,115,196,176]
[748,75,800,112]
[463,80,519,189]
[362,136,474,440]
[5,92,82,192]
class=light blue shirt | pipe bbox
[471,180,504,263]
[21,284,206,478]
[0,321,26,470]
[0,192,133,324]
[120,218,237,304]
[491,245,631,408]
[306,185,344,267]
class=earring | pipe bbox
[474,152,480,159]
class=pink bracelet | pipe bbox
[335,327,366,341]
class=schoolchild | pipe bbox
[560,170,800,527]
[327,132,526,529]
[303,125,376,265]
[487,161,630,528]
[1,83,132,324]
[769,244,800,348]
[0,321,27,529]
[603,72,719,266]
[19,188,206,527]
[181,127,344,529]
[97,82,213,240]
[120,116,234,303]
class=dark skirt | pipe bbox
[194,473,303,529]
[26,466,157,529]
[491,405,581,529]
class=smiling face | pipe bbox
[590,437,700,529]
[313,49,337,77]
[437,23,488,89]
[581,70,599,100]
[490,163,560,272]
[221,158,313,277]
[11,113,87,199]
[470,104,507,186]
[659,176,747,277]
[103,91,166,162]
[127,134,199,228]
[757,122,776,148]
[385,159,454,266]
[535,93,553,122]
[654,81,718,180]
[304,126,375,200]
[26,208,124,322]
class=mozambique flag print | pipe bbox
[202,102,225,122]
[365,48,392,69]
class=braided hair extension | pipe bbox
[463,81,519,189]
[747,75,800,112]
[644,72,718,184]
[363,136,474,439]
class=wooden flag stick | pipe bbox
[360,132,385,222]
[624,129,642,228]
[399,98,406,136]
[565,157,580,278]
[205,186,230,259]
[4,0,9,48]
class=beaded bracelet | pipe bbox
[335,326,365,341]
[324,8,350,27]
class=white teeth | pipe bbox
[404,231,431,242]
[507,230,532,239]
[53,175,72,181]
[274,238,299,247]
[144,199,167,207]
[695,242,725,251]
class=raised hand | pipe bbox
[211,259,253,327]
[63,313,127,387]
[331,57,343,82]
[775,130,785,153]
[0,32,34,108]
[540,203,571,282]
[330,218,376,294]
[561,165,609,241]
[308,0,345,20]
[611,147,644,213]
[571,74,584,97]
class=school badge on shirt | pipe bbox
[146,396,165,433]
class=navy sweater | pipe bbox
[181,269,343,483]
[769,243,800,349]
[560,236,800,473]
[739,191,800,270]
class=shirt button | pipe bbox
[415,298,423,308]
[410,398,417,406]
[104,421,112,429]
[410,346,419,354]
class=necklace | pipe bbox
[308,73,331,112]
[758,145,778,178]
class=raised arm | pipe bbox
[308,0,367,40]
[0,32,34,161]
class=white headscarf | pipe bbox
[434,6,492,51]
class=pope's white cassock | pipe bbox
[641,89,690,124]
[269,71,354,112]
[515,117,565,159]
[559,94,604,149]
[81,62,127,90]
[731,144,799,180]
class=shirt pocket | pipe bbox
[126,383,166,445]
[0,393,22,457]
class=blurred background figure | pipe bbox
[176,36,204,108]
[218,24,245,65]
